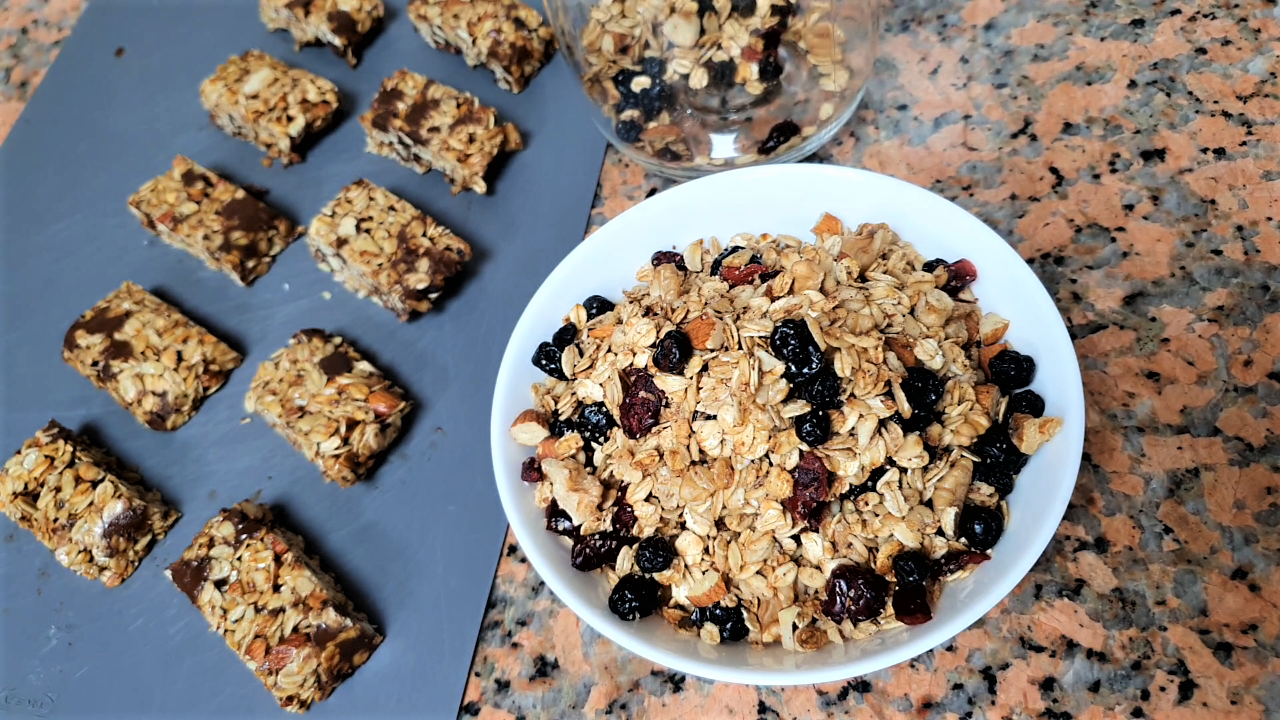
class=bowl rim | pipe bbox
[489,164,1085,685]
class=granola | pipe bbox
[166,501,382,712]
[245,330,411,487]
[407,0,556,93]
[128,155,302,286]
[307,179,473,320]
[0,420,179,587]
[63,282,243,431]
[511,214,1062,649]
[358,69,523,194]
[200,50,340,166]
[260,0,385,67]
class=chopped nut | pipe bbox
[510,409,551,446]
[979,312,1010,346]
[1010,414,1064,455]
[687,570,728,607]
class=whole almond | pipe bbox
[368,390,402,416]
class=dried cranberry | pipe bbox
[635,536,676,573]
[545,502,577,537]
[972,461,1015,496]
[709,246,763,277]
[653,329,693,374]
[821,565,889,624]
[571,531,628,571]
[577,403,616,445]
[532,341,568,381]
[651,251,687,270]
[520,457,542,483]
[940,259,978,296]
[900,366,946,412]
[931,550,990,580]
[988,349,1036,393]
[551,323,578,350]
[720,263,769,287]
[620,369,665,439]
[958,505,1004,552]
[613,500,637,532]
[770,319,824,383]
[758,119,800,156]
[795,408,831,447]
[891,552,930,587]
[892,583,932,626]
[609,574,662,621]
[786,452,830,530]
[1007,389,1045,418]
[792,364,842,409]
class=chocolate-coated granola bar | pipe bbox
[128,155,301,286]
[407,0,555,93]
[0,420,179,587]
[200,50,340,166]
[63,282,243,431]
[307,179,472,320]
[358,69,522,194]
[244,330,411,486]
[166,501,382,712]
[259,0,385,67]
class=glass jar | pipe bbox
[544,0,880,178]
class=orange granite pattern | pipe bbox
[6,0,1280,718]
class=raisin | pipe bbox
[620,368,665,439]
[642,56,666,77]
[887,409,934,435]
[639,80,672,121]
[757,53,783,83]
[922,258,947,273]
[545,502,577,538]
[653,329,693,374]
[972,428,1028,473]
[613,500,637,532]
[758,119,800,156]
[552,323,578,350]
[940,259,978,296]
[720,263,769,287]
[583,295,615,320]
[549,416,576,438]
[520,457,543,483]
[651,250,687,270]
[900,366,946,412]
[759,269,781,282]
[709,245,762,277]
[932,550,991,580]
[792,364,842,409]
[708,60,737,89]
[571,531,628,571]
[615,119,643,144]
[958,505,1004,552]
[577,403,616,445]
[635,536,676,573]
[786,451,830,530]
[770,318,824,383]
[988,349,1036,392]
[821,565,889,624]
[795,409,831,447]
[892,551,931,587]
[720,616,750,641]
[892,583,932,626]
[609,574,661,621]
[972,461,1015,496]
[532,341,568,381]
[731,0,756,15]
[1007,389,1045,418]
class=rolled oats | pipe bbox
[260,0,385,67]
[407,0,556,93]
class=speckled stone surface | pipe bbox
[5,0,1280,718]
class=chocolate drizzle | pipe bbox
[223,506,266,546]
[102,505,148,543]
[220,195,279,234]
[64,310,130,353]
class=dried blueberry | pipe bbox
[892,583,932,626]
[757,52,783,83]
[696,0,716,14]
[615,119,643,144]
[552,323,578,350]
[577,402,616,445]
[940,259,978,296]
[642,56,666,77]
[901,366,946,412]
[651,250,687,270]
[792,364,842,409]
[654,329,693,374]
[545,502,577,537]
[709,245,762,277]
[988,349,1036,392]
[786,451,830,530]
[635,536,676,573]
[609,574,661,621]
[706,603,741,628]
[922,258,947,273]
[795,409,831,447]
[821,565,890,624]
[708,59,737,89]
[583,295,616,320]
[613,500,637,532]
[612,68,640,97]
[532,341,568,381]
[972,461,1015,496]
[720,616,750,642]
[887,408,935,435]
[549,416,576,438]
[958,505,1004,552]
[731,0,756,16]
[931,550,990,580]
[620,369,666,439]
[571,531,628,571]
[770,319,824,383]
[891,551,931,587]
[639,80,672,121]
[615,92,641,114]
[758,119,800,156]
[1007,389,1045,418]
[842,466,885,501]
[760,25,783,52]
[521,457,542,484]
[769,0,792,23]
[690,606,711,626]
[971,428,1028,473]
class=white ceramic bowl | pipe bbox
[490,165,1085,685]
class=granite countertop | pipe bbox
[5,0,1278,717]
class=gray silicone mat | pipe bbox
[0,0,605,717]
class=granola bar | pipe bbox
[358,69,523,194]
[63,282,243,431]
[307,180,473,320]
[200,50,340,166]
[166,501,382,712]
[127,155,302,286]
[260,0,385,67]
[406,0,555,93]
[245,330,411,486]
[0,420,179,587]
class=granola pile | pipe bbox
[510,213,1063,650]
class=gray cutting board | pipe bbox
[0,0,605,717]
